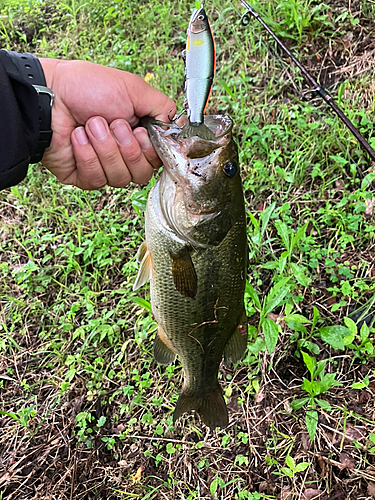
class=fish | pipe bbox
[178,5,216,141]
[133,115,248,428]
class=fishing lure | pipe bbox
[178,2,216,140]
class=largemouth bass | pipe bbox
[133,115,248,428]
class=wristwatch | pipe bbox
[0,50,54,163]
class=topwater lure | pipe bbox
[178,3,216,140]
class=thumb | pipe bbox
[126,74,176,122]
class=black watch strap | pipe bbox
[0,50,54,163]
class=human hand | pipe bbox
[39,59,176,189]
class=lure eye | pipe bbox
[223,162,237,178]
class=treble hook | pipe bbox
[168,100,188,123]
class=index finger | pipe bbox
[126,74,176,122]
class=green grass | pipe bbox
[1,0,375,498]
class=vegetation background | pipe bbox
[0,0,375,498]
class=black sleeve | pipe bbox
[0,53,39,190]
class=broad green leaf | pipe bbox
[248,212,260,232]
[285,302,293,316]
[262,261,279,270]
[290,397,310,410]
[315,359,326,380]
[131,297,152,312]
[247,337,266,355]
[311,306,320,333]
[361,172,375,189]
[351,375,369,389]
[278,252,288,274]
[318,373,341,394]
[360,322,370,341]
[246,281,261,310]
[290,263,311,287]
[280,467,294,478]
[264,277,291,316]
[285,455,295,470]
[294,462,310,473]
[263,317,279,354]
[343,333,356,346]
[275,220,290,251]
[210,479,218,497]
[319,326,348,350]
[291,223,308,252]
[301,351,316,378]
[285,314,311,324]
[97,416,106,427]
[260,202,276,238]
[316,399,331,410]
[306,410,318,441]
[298,340,320,355]
[302,378,313,395]
[288,321,307,335]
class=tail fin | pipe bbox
[173,385,228,429]
[178,122,216,141]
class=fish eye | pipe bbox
[198,14,204,20]
[223,161,237,178]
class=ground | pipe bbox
[0,0,375,499]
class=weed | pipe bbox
[290,351,342,440]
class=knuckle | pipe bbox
[102,148,120,165]
[111,172,132,188]
[124,148,144,166]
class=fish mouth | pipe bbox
[143,115,232,147]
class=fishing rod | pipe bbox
[238,0,375,164]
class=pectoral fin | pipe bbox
[153,326,176,365]
[170,249,197,299]
[133,246,152,291]
[224,311,248,366]
[136,241,148,263]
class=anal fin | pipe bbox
[133,247,152,291]
[170,249,197,299]
[224,311,248,366]
[153,326,176,365]
[173,384,228,429]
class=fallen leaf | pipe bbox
[301,432,312,451]
[317,455,327,477]
[359,390,371,403]
[343,425,365,444]
[304,488,324,500]
[368,481,375,498]
[339,452,356,470]
[259,481,269,493]
[132,465,145,484]
[255,388,265,403]
[342,32,353,49]
[365,198,375,215]
[335,179,345,190]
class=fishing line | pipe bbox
[236,0,375,175]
